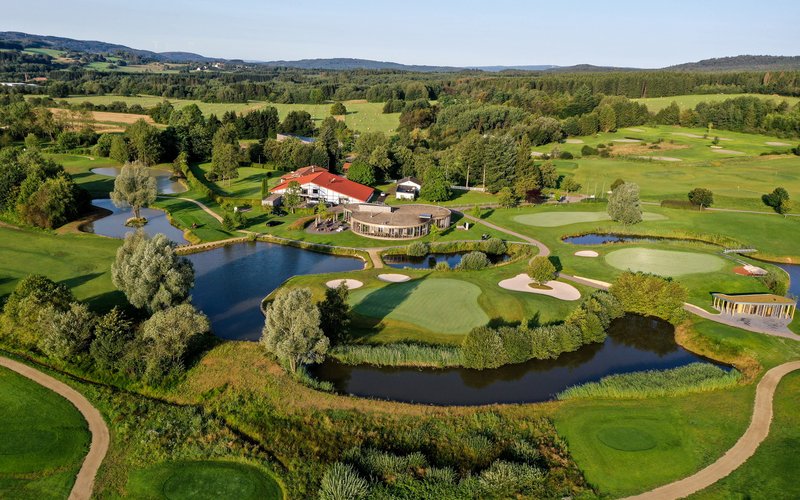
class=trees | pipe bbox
[318,282,351,345]
[528,257,556,286]
[3,275,74,347]
[261,288,329,373]
[561,177,581,194]
[211,123,240,184]
[109,135,131,163]
[610,272,687,325]
[39,302,95,360]
[537,161,559,189]
[497,187,520,208]
[610,178,625,191]
[346,160,377,186]
[688,188,714,209]
[762,187,791,215]
[456,251,490,270]
[607,182,642,224]
[111,230,195,313]
[126,119,162,165]
[89,307,133,372]
[110,161,157,220]
[330,102,347,116]
[140,303,210,382]
[597,105,617,132]
[283,181,302,214]
[419,167,452,202]
[279,111,315,137]
[18,173,81,229]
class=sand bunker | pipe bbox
[498,274,581,301]
[636,155,682,162]
[565,139,584,144]
[672,132,704,139]
[712,149,745,155]
[326,279,363,289]
[626,128,646,132]
[766,141,790,146]
[575,250,599,257]
[613,138,641,143]
[710,145,723,149]
[531,151,545,157]
[377,274,411,283]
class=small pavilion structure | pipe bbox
[712,293,796,320]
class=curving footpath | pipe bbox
[624,360,800,500]
[0,356,109,500]
[157,195,224,223]
[459,212,550,257]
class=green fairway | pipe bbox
[0,367,91,499]
[604,248,726,277]
[350,278,489,335]
[595,426,658,451]
[48,154,119,198]
[195,163,281,200]
[0,227,123,311]
[513,211,667,227]
[632,93,800,113]
[126,461,282,500]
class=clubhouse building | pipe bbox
[270,167,376,205]
[343,203,451,240]
[712,293,796,320]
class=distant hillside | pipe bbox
[0,31,219,63]
[665,55,800,72]
[257,57,464,73]
[471,65,560,72]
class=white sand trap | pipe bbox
[718,137,733,141]
[531,151,545,157]
[626,128,646,132]
[637,155,682,162]
[613,138,641,143]
[672,132,705,139]
[377,273,411,283]
[712,149,745,155]
[575,250,599,257]
[710,145,723,149]
[766,141,790,146]
[565,138,584,144]
[326,279,363,289]
[498,274,581,301]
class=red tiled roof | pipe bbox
[272,171,375,202]
[279,165,328,183]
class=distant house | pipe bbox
[271,170,375,205]
[262,192,283,208]
[395,176,422,200]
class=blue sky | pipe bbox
[2,0,798,67]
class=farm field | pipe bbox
[49,107,161,133]
[534,125,800,209]
[632,93,800,112]
[52,96,400,133]
[0,366,91,499]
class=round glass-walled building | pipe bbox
[343,203,451,240]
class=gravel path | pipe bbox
[459,212,550,257]
[624,360,800,500]
[0,356,109,500]
[157,196,224,223]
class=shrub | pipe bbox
[527,256,556,285]
[581,145,599,156]
[456,251,490,270]
[90,307,134,372]
[760,268,789,296]
[434,261,451,271]
[483,238,507,255]
[607,182,642,224]
[462,326,507,369]
[38,301,95,360]
[319,463,369,500]
[560,151,574,159]
[610,271,687,324]
[140,303,210,383]
[407,241,429,257]
[479,461,545,497]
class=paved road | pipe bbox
[624,360,800,500]
[0,356,109,500]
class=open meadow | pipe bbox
[632,93,800,112]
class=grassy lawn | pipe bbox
[512,210,666,227]
[382,187,500,207]
[48,154,119,198]
[52,96,399,134]
[0,226,123,311]
[631,93,800,113]
[195,162,282,200]
[0,367,91,499]
[126,461,282,500]
[154,190,238,243]
[534,125,800,209]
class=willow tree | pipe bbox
[110,161,157,220]
[261,288,329,373]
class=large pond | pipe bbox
[91,166,187,194]
[779,264,800,296]
[562,233,660,245]
[82,199,188,243]
[187,242,364,341]
[310,315,724,406]
[384,252,510,270]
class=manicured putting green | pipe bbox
[604,248,725,277]
[597,426,658,451]
[127,461,282,500]
[350,278,489,334]
[513,211,667,227]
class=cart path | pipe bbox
[0,356,109,500]
[459,212,550,257]
[157,195,224,223]
[624,360,800,500]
